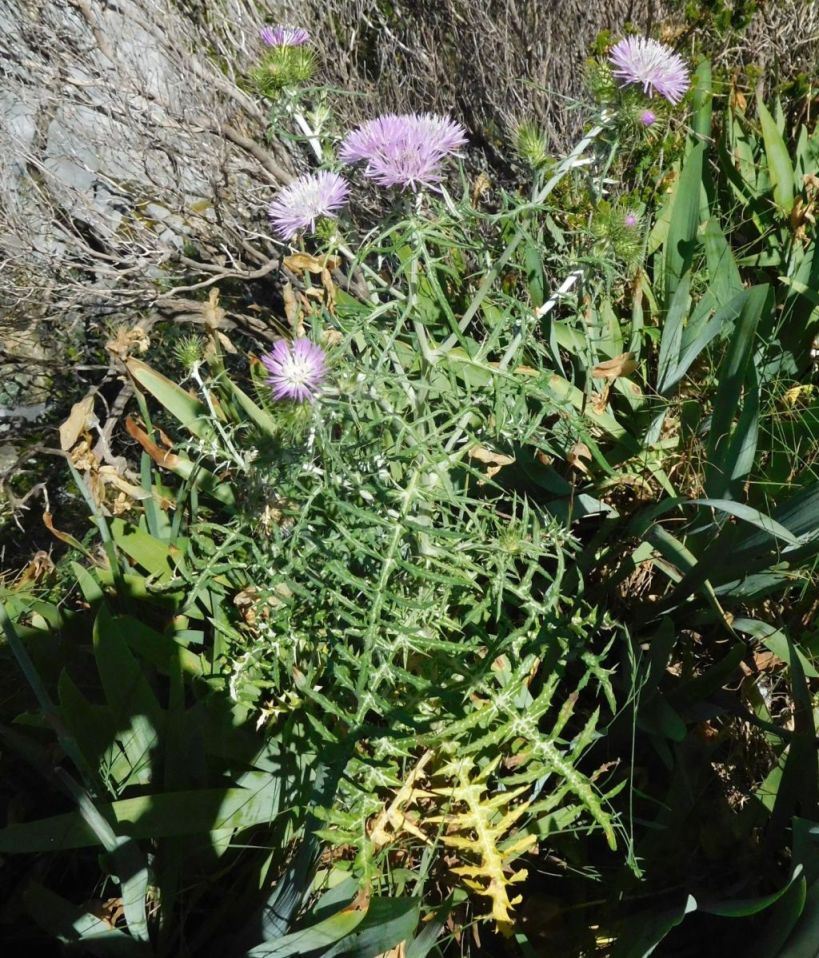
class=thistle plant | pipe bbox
[120,95,633,937]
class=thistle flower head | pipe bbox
[173,333,204,372]
[340,113,467,191]
[261,339,327,402]
[268,171,349,240]
[609,36,690,104]
[261,25,310,47]
[512,120,550,170]
[254,52,315,96]
[591,201,643,266]
[640,109,657,126]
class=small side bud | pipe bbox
[512,120,550,170]
[173,334,204,372]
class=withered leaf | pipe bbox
[126,417,181,471]
[106,326,150,360]
[472,172,491,206]
[591,352,638,380]
[321,266,337,311]
[203,288,226,329]
[754,650,784,672]
[69,438,100,473]
[15,551,55,588]
[284,252,341,274]
[567,441,592,474]
[59,395,96,451]
[468,445,515,480]
[321,329,343,347]
[282,282,302,334]
[43,513,93,557]
[98,466,151,501]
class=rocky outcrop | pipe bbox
[0,0,294,423]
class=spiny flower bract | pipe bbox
[268,171,349,240]
[609,36,690,104]
[261,339,327,402]
[339,113,467,191]
[512,120,550,170]
[261,25,310,47]
[254,46,316,95]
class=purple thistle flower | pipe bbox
[339,113,468,191]
[261,339,327,402]
[261,25,310,47]
[609,37,690,105]
[268,171,349,241]
[624,213,639,227]
[640,109,657,127]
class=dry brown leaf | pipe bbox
[59,395,96,451]
[98,466,151,501]
[567,441,592,474]
[43,512,92,556]
[87,898,125,928]
[14,551,55,588]
[234,588,259,626]
[106,326,150,360]
[284,252,341,273]
[468,446,515,467]
[468,445,515,480]
[591,352,637,380]
[111,492,132,516]
[203,288,226,329]
[321,329,343,347]
[486,362,539,376]
[69,437,99,473]
[730,86,747,112]
[216,330,238,354]
[754,650,784,672]
[591,387,610,415]
[472,172,491,206]
[321,266,337,312]
[125,417,181,471]
[282,282,300,329]
[504,750,530,770]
